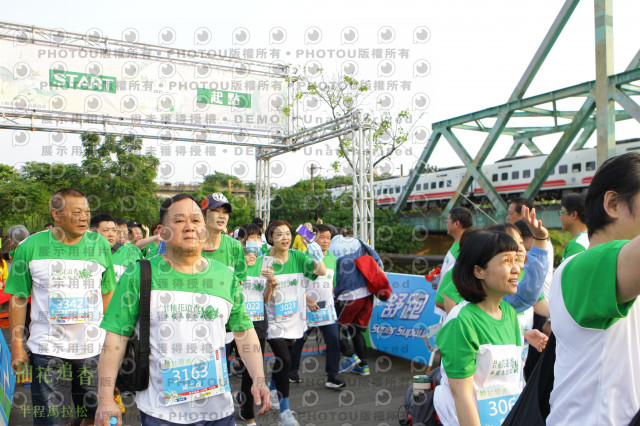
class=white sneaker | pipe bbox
[271,389,280,410]
[279,409,300,426]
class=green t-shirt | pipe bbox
[561,231,589,263]
[548,240,640,426]
[100,255,252,422]
[440,242,460,276]
[437,301,521,379]
[112,243,143,281]
[560,240,635,329]
[143,241,159,259]
[265,249,317,339]
[5,229,117,358]
[202,234,248,282]
[436,269,453,304]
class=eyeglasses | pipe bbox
[557,210,567,216]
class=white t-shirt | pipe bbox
[548,241,640,426]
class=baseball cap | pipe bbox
[126,220,142,229]
[201,193,233,213]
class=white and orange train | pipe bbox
[327,139,640,209]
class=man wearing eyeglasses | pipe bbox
[559,193,589,262]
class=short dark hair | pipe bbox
[513,220,533,239]
[315,224,332,235]
[453,231,519,303]
[159,193,198,224]
[586,153,640,238]
[449,207,473,228]
[561,193,586,224]
[44,222,54,229]
[90,213,116,229]
[510,198,534,215]
[252,217,264,228]
[114,217,127,226]
[238,223,262,241]
[265,219,293,245]
[487,222,522,239]
[150,222,161,234]
[50,188,86,216]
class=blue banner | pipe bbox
[0,332,16,426]
[368,273,441,363]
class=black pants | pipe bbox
[267,338,294,400]
[239,337,267,420]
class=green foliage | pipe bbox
[79,134,160,224]
[549,229,573,267]
[201,172,242,192]
[0,133,160,232]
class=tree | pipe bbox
[79,133,160,224]
[286,71,424,173]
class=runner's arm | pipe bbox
[235,328,271,415]
[102,291,114,312]
[615,236,640,303]
[135,235,159,249]
[312,259,326,276]
[450,376,481,426]
[8,295,28,374]
[444,294,457,315]
[95,331,128,426]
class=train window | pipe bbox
[439,181,444,188]
[523,170,531,178]
[559,165,568,174]
[586,161,596,171]
[446,180,452,187]
[572,163,581,173]
[396,186,401,193]
[383,188,388,194]
[512,171,519,179]
[416,184,421,191]
[534,168,540,176]
[501,172,508,180]
[431,182,436,189]
[492,174,498,182]
[377,189,381,196]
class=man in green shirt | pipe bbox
[6,188,117,426]
[90,213,142,282]
[559,193,589,262]
[200,193,247,283]
[95,193,270,425]
[435,207,472,313]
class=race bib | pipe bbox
[162,347,230,406]
[477,393,520,426]
[49,289,100,324]
[275,299,298,322]
[245,300,265,322]
[307,306,336,326]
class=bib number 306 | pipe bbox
[477,394,518,425]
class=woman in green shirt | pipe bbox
[435,207,548,426]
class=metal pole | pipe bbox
[594,0,616,166]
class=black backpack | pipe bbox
[399,367,442,426]
[115,259,151,393]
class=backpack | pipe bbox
[399,367,442,426]
[115,259,151,393]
